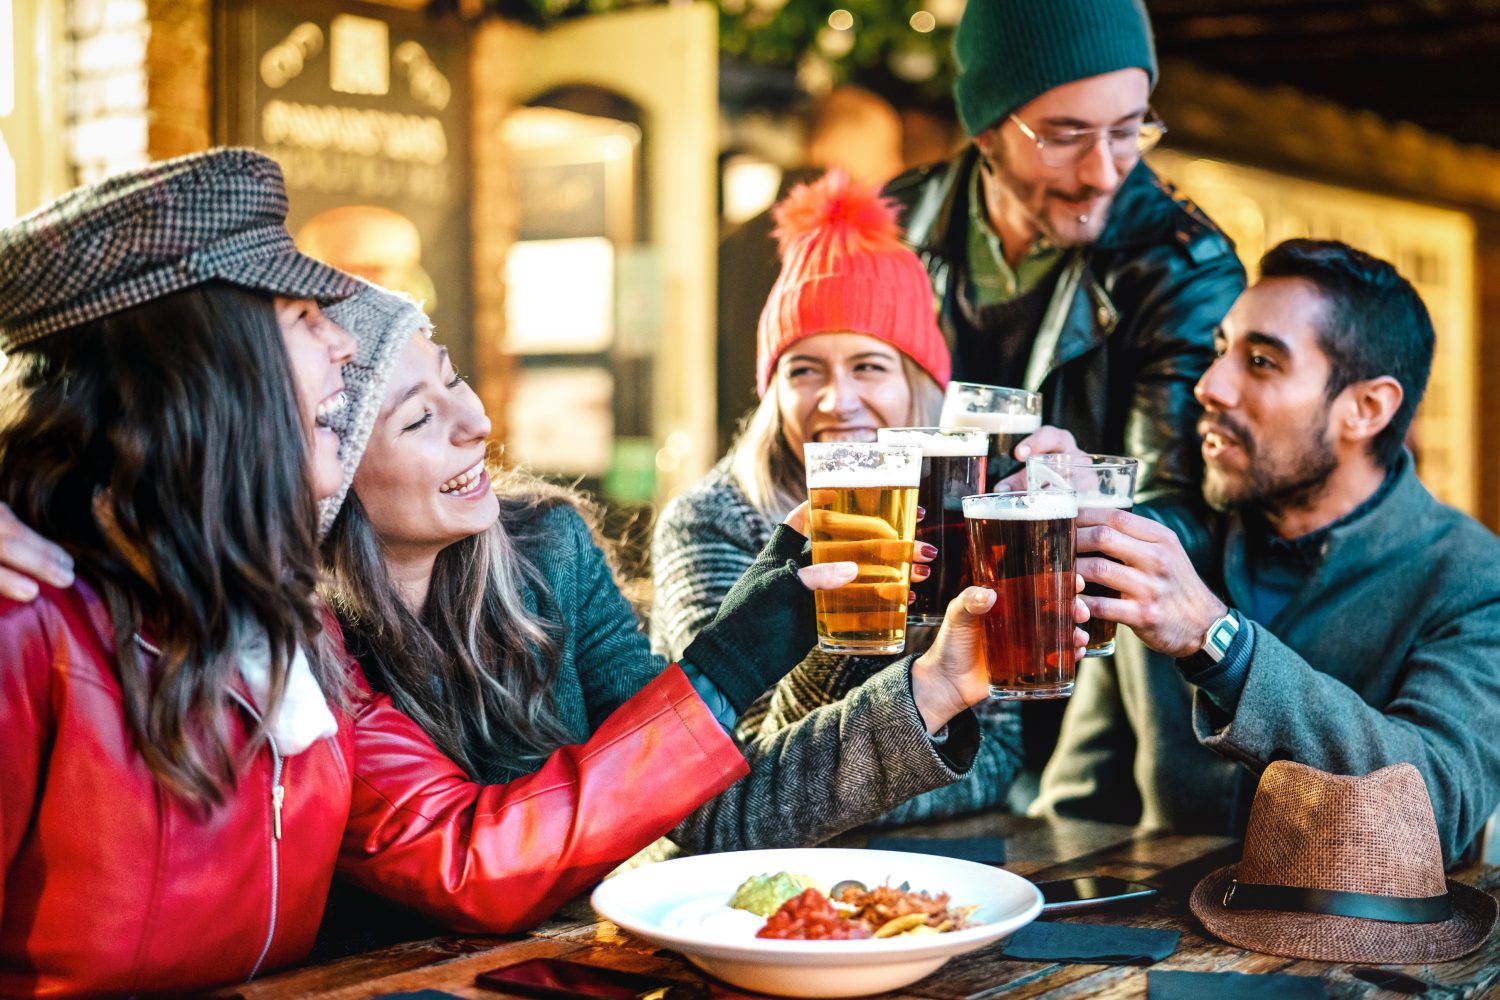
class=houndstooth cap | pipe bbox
[0,148,360,352]
[319,281,431,537]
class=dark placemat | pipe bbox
[1149,969,1327,999]
[1001,919,1178,965]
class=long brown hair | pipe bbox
[323,469,593,779]
[0,283,335,806]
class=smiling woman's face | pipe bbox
[774,332,913,461]
[274,296,355,501]
[352,331,499,565]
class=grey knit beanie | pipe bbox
[953,0,1158,137]
[318,282,429,537]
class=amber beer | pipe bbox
[804,442,922,654]
[878,427,987,626]
[963,490,1078,699]
[939,382,1043,482]
[1026,454,1139,656]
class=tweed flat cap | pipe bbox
[0,147,359,352]
[319,281,430,536]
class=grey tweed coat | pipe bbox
[652,459,1023,826]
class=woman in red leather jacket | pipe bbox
[0,149,851,998]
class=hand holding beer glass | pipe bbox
[1026,454,1138,656]
[939,382,1042,483]
[804,442,923,654]
[876,427,987,627]
[963,489,1078,699]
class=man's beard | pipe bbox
[1202,412,1339,518]
[982,151,1113,247]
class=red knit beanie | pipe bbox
[755,169,951,397]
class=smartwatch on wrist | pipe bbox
[1200,609,1240,664]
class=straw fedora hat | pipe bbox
[1190,760,1496,963]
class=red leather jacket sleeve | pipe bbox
[337,663,748,933]
[0,597,57,924]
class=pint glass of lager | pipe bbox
[804,442,923,654]
[1026,454,1138,656]
[877,427,987,626]
[939,382,1042,482]
[963,490,1078,699]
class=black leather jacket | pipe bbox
[885,149,1246,555]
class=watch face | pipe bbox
[1207,615,1238,660]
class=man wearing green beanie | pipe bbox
[885,0,1246,808]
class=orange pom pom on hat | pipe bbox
[755,169,951,397]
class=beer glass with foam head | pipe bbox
[963,489,1078,699]
[877,427,987,626]
[1026,454,1138,656]
[804,442,923,654]
[939,382,1042,483]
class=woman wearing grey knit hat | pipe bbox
[0,149,874,998]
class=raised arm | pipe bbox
[339,662,748,934]
[651,482,764,662]
[1195,614,1500,865]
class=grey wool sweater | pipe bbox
[1035,454,1500,864]
[652,459,1023,826]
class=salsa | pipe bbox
[756,888,873,940]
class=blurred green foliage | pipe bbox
[433,0,958,100]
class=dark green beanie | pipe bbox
[953,0,1158,136]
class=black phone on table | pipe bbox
[1033,875,1157,912]
[476,958,708,1000]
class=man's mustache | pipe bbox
[1199,413,1256,457]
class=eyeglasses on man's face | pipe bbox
[1007,111,1167,168]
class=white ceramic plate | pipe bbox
[590,848,1042,998]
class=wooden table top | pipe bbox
[221,814,1500,1000]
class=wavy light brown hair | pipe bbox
[0,283,336,806]
[323,468,599,779]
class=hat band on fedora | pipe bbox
[1222,879,1454,924]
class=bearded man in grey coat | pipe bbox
[1030,238,1500,865]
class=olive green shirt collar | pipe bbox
[965,166,1062,308]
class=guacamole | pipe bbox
[727,872,820,917]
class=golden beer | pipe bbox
[804,443,922,654]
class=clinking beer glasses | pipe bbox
[804,442,922,654]
[938,382,1042,483]
[962,489,1078,699]
[1026,454,1138,656]
[877,427,987,627]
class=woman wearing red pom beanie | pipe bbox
[654,171,1027,826]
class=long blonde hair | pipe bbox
[728,354,944,522]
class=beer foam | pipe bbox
[807,466,921,489]
[963,491,1077,521]
[942,411,1042,435]
[878,429,988,457]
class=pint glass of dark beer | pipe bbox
[963,490,1078,699]
[939,382,1042,482]
[804,442,923,654]
[877,427,987,626]
[1026,454,1138,656]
